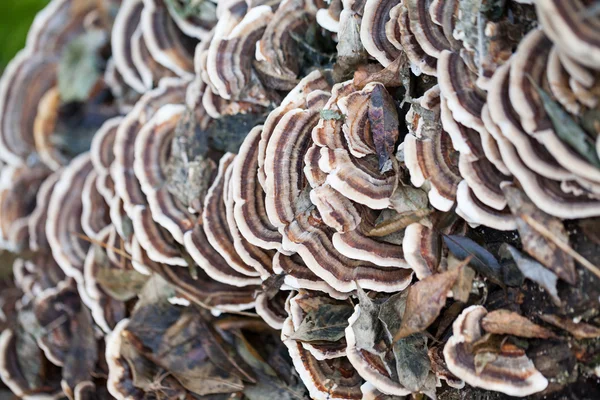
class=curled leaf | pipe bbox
[290,304,353,343]
[393,268,461,341]
[353,56,405,89]
[367,209,432,237]
[97,267,150,302]
[368,84,399,171]
[532,80,600,168]
[481,310,556,339]
[393,334,431,392]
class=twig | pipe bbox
[521,214,600,280]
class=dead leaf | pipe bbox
[393,268,461,341]
[500,244,561,306]
[236,335,308,400]
[368,84,400,171]
[354,288,387,356]
[393,333,431,392]
[481,310,556,339]
[532,80,600,168]
[367,209,432,237]
[354,56,405,89]
[539,314,600,340]
[450,257,475,303]
[378,291,408,341]
[260,274,286,300]
[97,267,150,301]
[389,185,429,213]
[334,9,367,79]
[290,304,353,343]
[502,185,577,284]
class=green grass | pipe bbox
[0,0,50,70]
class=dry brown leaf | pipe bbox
[450,256,475,303]
[353,56,405,89]
[502,184,577,284]
[393,267,461,341]
[539,314,600,340]
[366,209,432,237]
[481,310,556,339]
[368,84,400,171]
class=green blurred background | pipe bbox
[0,0,50,70]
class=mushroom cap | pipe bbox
[112,77,187,215]
[0,164,50,251]
[81,226,128,333]
[200,153,263,282]
[130,203,188,266]
[273,252,349,300]
[166,0,217,40]
[184,157,262,287]
[535,0,600,70]
[401,222,440,279]
[360,0,402,67]
[26,0,97,53]
[405,0,452,59]
[28,170,62,253]
[487,62,600,219]
[455,181,517,231]
[263,103,327,229]
[438,50,486,134]
[487,61,572,180]
[90,117,123,203]
[111,0,149,93]
[81,170,111,241]
[133,104,195,244]
[257,70,332,187]
[46,153,94,282]
[443,305,548,397]
[282,317,364,400]
[316,0,342,33]
[0,329,62,400]
[404,99,461,212]
[394,3,437,76]
[255,290,288,330]
[205,3,272,105]
[233,125,284,251]
[282,208,414,293]
[0,52,57,165]
[105,319,146,400]
[253,0,318,90]
[509,29,600,183]
[226,151,274,278]
[140,0,196,79]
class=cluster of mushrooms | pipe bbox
[0,0,599,399]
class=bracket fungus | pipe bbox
[1,0,599,399]
[443,306,549,397]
